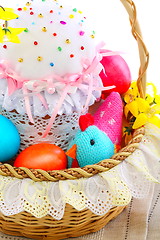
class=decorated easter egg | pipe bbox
[14,143,67,171]
[0,115,20,162]
[100,52,131,98]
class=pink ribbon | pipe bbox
[0,44,118,137]
[0,63,23,95]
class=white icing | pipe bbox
[0,0,97,79]
[0,0,102,116]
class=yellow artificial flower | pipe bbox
[155,95,160,104]
[124,82,144,118]
[133,105,160,129]
[123,82,160,129]
[146,83,158,104]
[0,27,25,43]
[145,82,160,104]
[124,81,140,104]
[0,7,19,20]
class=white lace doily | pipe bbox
[0,78,101,117]
[0,107,79,151]
[0,123,160,220]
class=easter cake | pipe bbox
[0,0,109,151]
[1,1,160,240]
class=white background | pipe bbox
[1,0,160,88]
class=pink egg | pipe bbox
[100,51,131,98]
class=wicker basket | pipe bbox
[0,0,149,239]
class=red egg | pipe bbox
[14,143,67,171]
[100,51,131,98]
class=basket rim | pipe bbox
[0,127,145,182]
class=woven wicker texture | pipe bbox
[0,0,149,240]
[120,0,149,98]
[0,205,126,240]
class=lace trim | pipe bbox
[0,78,101,118]
[0,108,79,151]
[0,123,159,219]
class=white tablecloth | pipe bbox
[0,183,160,240]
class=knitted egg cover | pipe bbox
[67,92,123,168]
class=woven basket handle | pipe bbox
[120,0,149,98]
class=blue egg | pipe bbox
[0,115,20,162]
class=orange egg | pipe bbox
[14,143,67,171]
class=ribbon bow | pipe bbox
[0,63,23,95]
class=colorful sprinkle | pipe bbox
[79,31,85,36]
[38,13,43,18]
[34,41,38,45]
[23,7,27,11]
[50,10,53,13]
[30,11,34,15]
[70,54,74,58]
[3,45,7,49]
[78,10,83,14]
[60,21,66,25]
[81,46,84,50]
[53,33,57,36]
[90,34,95,38]
[50,62,54,67]
[24,28,29,32]
[50,21,53,24]
[18,58,23,63]
[73,8,77,12]
[37,56,43,62]
[65,39,71,44]
[32,22,35,25]
[18,8,22,11]
[58,47,62,52]
[69,14,74,19]
[42,27,47,32]
[26,2,31,6]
